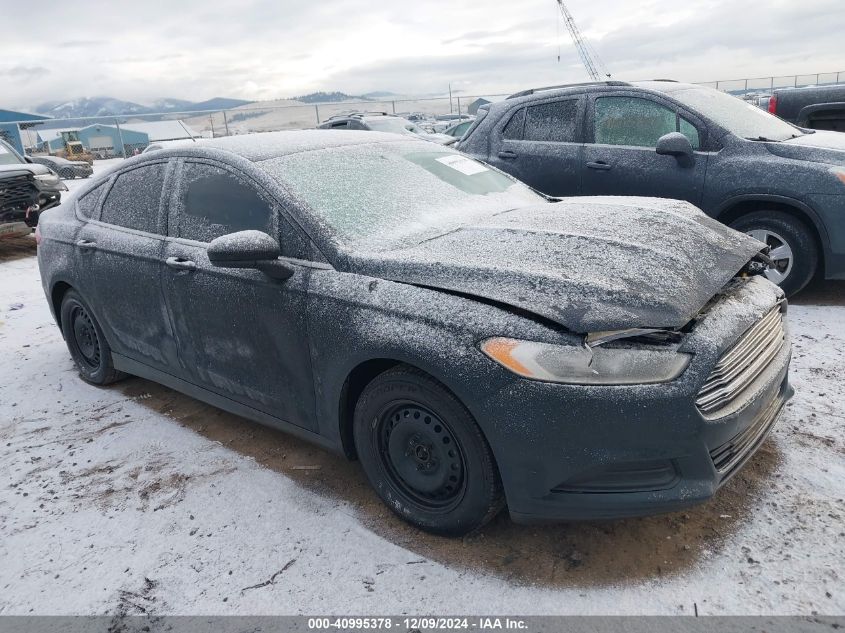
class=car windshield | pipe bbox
[364,117,424,135]
[667,86,804,141]
[261,142,545,250]
[0,141,24,165]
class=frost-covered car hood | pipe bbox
[349,197,766,333]
[765,130,845,166]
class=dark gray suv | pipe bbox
[459,80,845,295]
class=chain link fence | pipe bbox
[5,70,843,160]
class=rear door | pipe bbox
[75,160,180,373]
[487,97,584,196]
[581,94,709,204]
[161,159,317,430]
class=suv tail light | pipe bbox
[768,93,778,115]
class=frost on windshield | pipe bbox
[670,87,801,141]
[258,142,544,249]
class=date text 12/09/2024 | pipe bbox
[307,617,528,630]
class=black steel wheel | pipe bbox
[354,365,503,535]
[377,402,467,511]
[60,289,126,385]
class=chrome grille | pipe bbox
[696,306,786,415]
[710,392,785,477]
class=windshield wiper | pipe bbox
[744,136,781,142]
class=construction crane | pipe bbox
[555,0,611,81]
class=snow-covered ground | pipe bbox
[1,166,843,614]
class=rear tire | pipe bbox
[353,365,504,536]
[60,290,126,385]
[729,210,818,297]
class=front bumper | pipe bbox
[475,277,793,523]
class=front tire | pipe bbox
[730,210,818,296]
[353,365,504,535]
[60,290,126,385]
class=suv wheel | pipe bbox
[353,365,504,535]
[60,290,126,385]
[730,211,818,296]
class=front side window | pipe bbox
[594,97,700,149]
[176,162,273,243]
[101,163,166,233]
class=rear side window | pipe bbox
[594,97,700,149]
[101,163,166,233]
[523,100,579,142]
[76,183,106,219]
[502,108,526,140]
[176,162,273,243]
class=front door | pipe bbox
[581,95,708,204]
[487,97,584,197]
[161,159,317,430]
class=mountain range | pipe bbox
[33,96,254,119]
[33,91,403,118]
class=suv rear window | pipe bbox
[101,163,166,233]
[523,100,579,142]
[502,100,580,143]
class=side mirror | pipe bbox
[207,230,293,280]
[656,132,694,166]
[24,156,34,163]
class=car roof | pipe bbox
[631,80,707,94]
[503,80,706,105]
[144,129,420,162]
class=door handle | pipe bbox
[497,150,518,159]
[76,239,97,250]
[165,256,197,271]
[586,161,612,171]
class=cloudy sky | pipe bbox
[3,0,844,109]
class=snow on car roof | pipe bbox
[195,129,412,162]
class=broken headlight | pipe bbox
[480,337,691,385]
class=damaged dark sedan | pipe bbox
[37,130,793,535]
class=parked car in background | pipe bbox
[29,155,93,179]
[142,139,198,154]
[459,80,845,296]
[442,119,475,139]
[38,130,790,535]
[768,84,845,132]
[0,138,66,238]
[317,112,453,144]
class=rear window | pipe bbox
[77,183,106,219]
[101,163,166,233]
[523,100,579,142]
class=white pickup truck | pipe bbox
[0,138,66,239]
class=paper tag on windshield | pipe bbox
[436,154,488,176]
